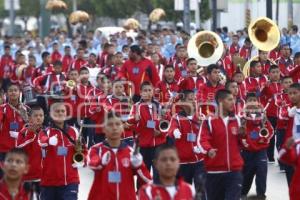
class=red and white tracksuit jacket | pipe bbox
[32,64,53,82]
[127,100,166,147]
[239,46,252,60]
[89,93,107,135]
[218,55,235,80]
[0,179,29,200]
[155,79,179,104]
[0,54,14,78]
[243,75,268,96]
[260,82,283,116]
[168,111,203,163]
[197,81,224,116]
[103,95,133,139]
[240,114,274,152]
[33,72,66,94]
[199,116,244,172]
[276,93,291,130]
[69,58,88,72]
[18,65,35,86]
[87,141,152,200]
[269,49,280,61]
[234,97,245,117]
[229,44,240,56]
[178,75,206,93]
[260,60,272,74]
[51,51,62,63]
[38,124,86,186]
[16,126,42,181]
[276,57,294,76]
[279,141,300,200]
[74,83,94,118]
[168,57,187,81]
[287,64,300,83]
[0,103,27,153]
[138,179,195,200]
[62,55,73,73]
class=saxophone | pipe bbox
[73,124,85,165]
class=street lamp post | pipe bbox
[9,0,15,36]
[183,0,191,34]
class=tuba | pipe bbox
[187,31,224,67]
[248,17,280,52]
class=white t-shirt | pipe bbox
[165,186,177,199]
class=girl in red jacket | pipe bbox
[16,106,45,199]
[138,144,195,200]
[38,102,86,200]
[87,111,151,200]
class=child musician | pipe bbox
[127,81,166,178]
[87,112,151,200]
[168,90,206,198]
[138,144,195,199]
[199,89,243,200]
[240,93,274,199]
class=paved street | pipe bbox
[78,162,289,200]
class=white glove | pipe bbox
[130,153,143,168]
[173,129,182,139]
[49,135,58,146]
[101,151,111,166]
[193,146,202,154]
[9,131,19,139]
[72,162,84,168]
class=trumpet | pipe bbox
[73,123,85,165]
[259,112,269,138]
[159,120,170,133]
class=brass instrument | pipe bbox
[259,112,269,138]
[46,0,67,11]
[232,55,247,72]
[149,8,166,23]
[242,55,276,77]
[73,123,85,165]
[187,31,224,67]
[69,10,90,25]
[123,18,140,30]
[66,80,76,90]
[248,17,280,52]
[159,120,170,133]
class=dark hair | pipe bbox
[130,45,143,55]
[225,80,237,90]
[4,45,10,49]
[289,83,300,91]
[28,105,44,117]
[140,81,153,90]
[154,144,178,160]
[215,89,232,104]
[106,111,121,120]
[269,64,279,72]
[164,65,175,71]
[7,83,20,90]
[79,66,89,73]
[244,37,251,43]
[186,58,197,65]
[294,52,300,59]
[207,64,219,74]
[28,55,36,61]
[250,60,259,68]
[179,89,194,101]
[53,60,62,67]
[245,92,258,101]
[282,76,292,81]
[122,45,129,51]
[292,25,298,33]
[41,51,50,59]
[6,148,28,163]
[232,34,239,39]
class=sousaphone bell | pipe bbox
[187,31,224,67]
